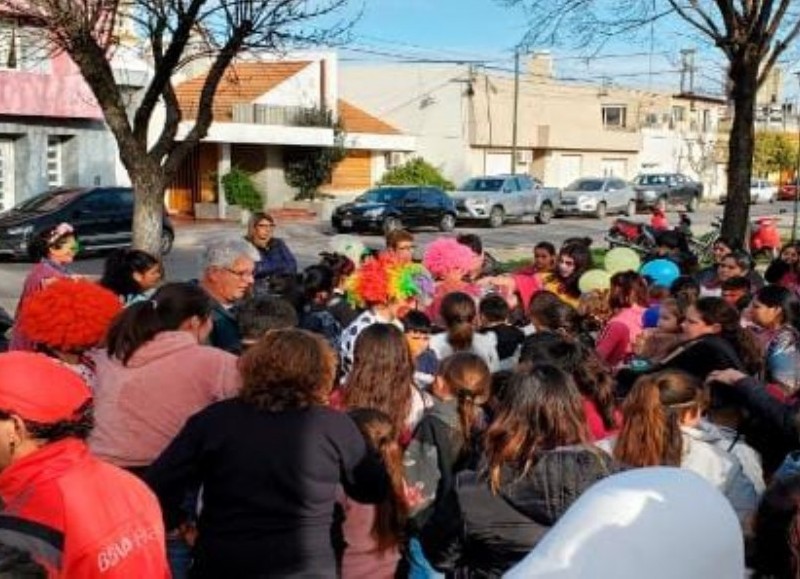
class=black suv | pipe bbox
[331,186,457,234]
[0,187,175,260]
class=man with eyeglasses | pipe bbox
[199,239,259,354]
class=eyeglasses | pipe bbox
[224,267,255,280]
[397,245,415,251]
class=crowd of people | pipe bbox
[1,210,800,577]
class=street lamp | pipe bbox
[794,71,800,242]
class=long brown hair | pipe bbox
[438,353,491,448]
[608,271,648,311]
[348,408,408,552]
[344,324,414,435]
[440,292,476,351]
[614,370,704,467]
[483,364,590,493]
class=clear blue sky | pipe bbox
[336,0,800,99]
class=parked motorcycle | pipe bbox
[606,213,693,256]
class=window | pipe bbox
[46,137,63,188]
[0,20,49,73]
[672,106,686,122]
[602,105,627,128]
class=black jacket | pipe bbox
[420,446,620,578]
[617,334,744,398]
[146,400,388,578]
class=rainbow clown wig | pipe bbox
[345,253,434,308]
[423,237,480,280]
[19,278,122,353]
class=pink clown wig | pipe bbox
[423,237,480,280]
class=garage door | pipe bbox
[601,158,628,178]
[330,150,372,191]
[558,154,582,187]
[0,140,13,212]
[485,152,512,176]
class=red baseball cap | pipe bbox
[0,352,91,424]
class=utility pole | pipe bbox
[511,46,520,175]
[793,71,800,241]
[679,49,696,94]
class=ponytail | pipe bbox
[614,370,702,467]
[347,408,407,552]
[440,292,477,352]
[106,282,212,365]
[439,353,491,448]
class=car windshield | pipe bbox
[459,178,504,192]
[636,174,669,186]
[355,188,410,204]
[567,179,604,192]
[15,189,83,212]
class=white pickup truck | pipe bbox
[451,174,561,227]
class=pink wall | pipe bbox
[0,52,104,120]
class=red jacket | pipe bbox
[0,438,168,578]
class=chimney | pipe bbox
[528,52,554,83]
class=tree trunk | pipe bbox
[721,57,759,247]
[130,167,167,257]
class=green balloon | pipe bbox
[605,247,641,275]
[578,269,612,293]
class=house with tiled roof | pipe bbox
[165,53,415,217]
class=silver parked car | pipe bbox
[451,174,561,227]
[558,177,637,219]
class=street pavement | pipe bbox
[0,200,793,315]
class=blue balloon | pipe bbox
[640,259,680,287]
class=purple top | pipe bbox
[9,259,71,351]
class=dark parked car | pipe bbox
[634,173,704,212]
[0,187,175,260]
[331,185,457,234]
[779,178,800,201]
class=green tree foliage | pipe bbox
[753,132,797,178]
[377,158,455,190]
[221,168,263,212]
[284,109,346,201]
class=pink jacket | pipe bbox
[89,331,241,467]
[596,305,646,367]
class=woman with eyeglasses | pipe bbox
[244,212,297,291]
[10,222,81,351]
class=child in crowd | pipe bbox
[721,276,752,312]
[429,292,499,373]
[404,353,491,576]
[634,297,686,363]
[576,290,611,347]
[299,264,343,350]
[237,295,298,351]
[478,294,524,371]
[670,275,701,305]
[319,252,359,327]
[339,409,407,579]
[401,310,439,390]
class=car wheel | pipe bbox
[382,216,402,234]
[536,202,554,224]
[656,197,667,212]
[625,199,636,217]
[687,195,699,213]
[594,202,607,219]
[439,213,456,232]
[488,206,505,228]
[160,229,174,255]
